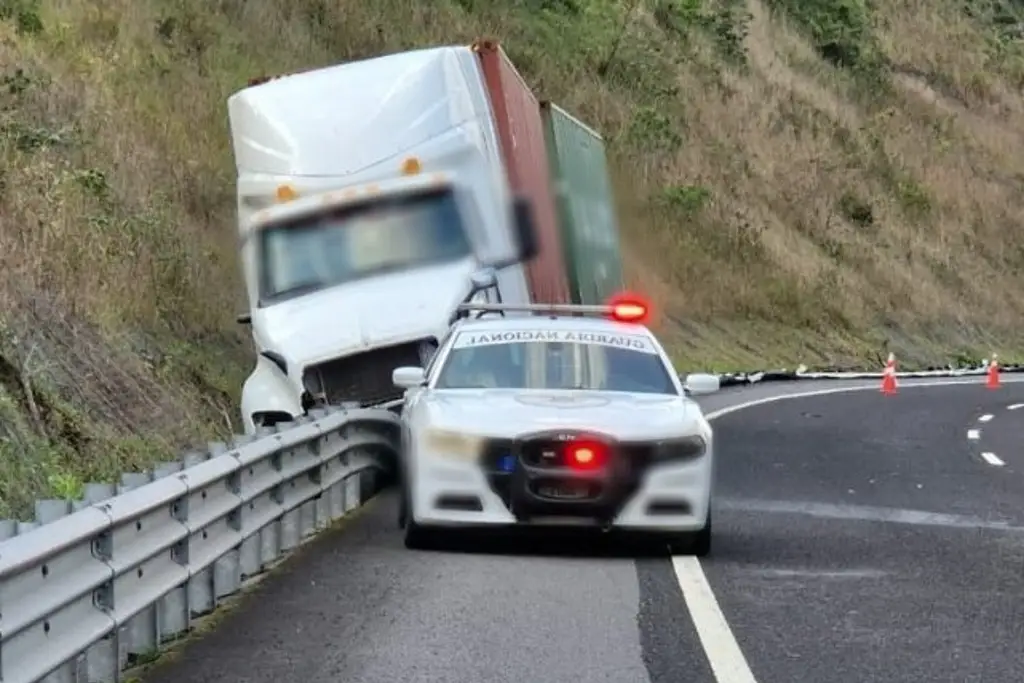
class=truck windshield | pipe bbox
[434,331,678,395]
[257,188,471,304]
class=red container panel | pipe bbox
[474,39,571,304]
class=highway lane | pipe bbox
[139,377,1024,683]
[704,381,1024,682]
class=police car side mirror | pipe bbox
[683,373,720,395]
[393,366,427,389]
[512,196,539,262]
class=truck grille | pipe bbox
[302,339,431,407]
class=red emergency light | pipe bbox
[605,291,652,325]
[565,440,607,471]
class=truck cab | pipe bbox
[228,46,537,433]
[237,174,536,432]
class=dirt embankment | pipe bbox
[2,0,1024,514]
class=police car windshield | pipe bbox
[435,329,678,395]
[257,187,471,305]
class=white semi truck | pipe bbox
[228,46,538,434]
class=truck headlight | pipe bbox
[652,435,707,462]
[423,428,485,461]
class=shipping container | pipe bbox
[540,101,625,306]
[474,40,572,304]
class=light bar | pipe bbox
[454,293,652,324]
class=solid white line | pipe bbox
[981,452,1005,466]
[1009,404,1024,411]
[979,414,994,423]
[967,429,981,440]
[672,556,758,683]
[671,377,1024,683]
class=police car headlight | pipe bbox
[652,435,706,462]
[423,428,485,461]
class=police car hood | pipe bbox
[422,389,701,440]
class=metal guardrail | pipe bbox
[0,405,401,683]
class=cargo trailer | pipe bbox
[540,101,624,305]
[475,41,571,305]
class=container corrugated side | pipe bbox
[540,101,624,305]
[474,40,571,304]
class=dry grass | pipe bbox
[2,0,1024,513]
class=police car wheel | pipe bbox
[666,509,712,556]
[690,511,712,557]
[397,491,408,529]
[403,520,438,550]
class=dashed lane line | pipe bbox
[981,452,1005,467]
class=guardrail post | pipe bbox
[152,462,188,646]
[72,482,116,513]
[79,483,118,683]
[206,443,242,604]
[182,449,215,619]
[277,435,302,553]
[32,502,82,683]
[116,472,157,664]
[228,434,262,580]
[16,520,38,534]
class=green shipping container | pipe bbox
[540,101,625,306]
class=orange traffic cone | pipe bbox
[987,354,1001,390]
[881,352,898,395]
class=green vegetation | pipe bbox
[2,0,1024,514]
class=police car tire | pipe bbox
[690,512,712,557]
[397,491,408,529]
[403,520,438,550]
[667,510,712,556]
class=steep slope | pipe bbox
[2,0,1023,513]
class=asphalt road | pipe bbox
[141,377,1024,683]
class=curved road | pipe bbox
[141,378,1024,683]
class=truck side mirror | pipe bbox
[237,313,252,324]
[512,196,539,262]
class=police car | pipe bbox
[391,295,720,555]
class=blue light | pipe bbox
[498,454,516,472]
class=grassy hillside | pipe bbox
[2,0,1024,513]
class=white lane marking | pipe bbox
[982,452,1005,466]
[672,377,1024,683]
[979,414,994,423]
[968,429,981,440]
[1009,404,1024,411]
[673,556,758,683]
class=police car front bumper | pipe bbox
[408,444,712,532]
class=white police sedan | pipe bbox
[391,295,720,555]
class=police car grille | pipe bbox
[521,439,570,468]
[304,340,426,406]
